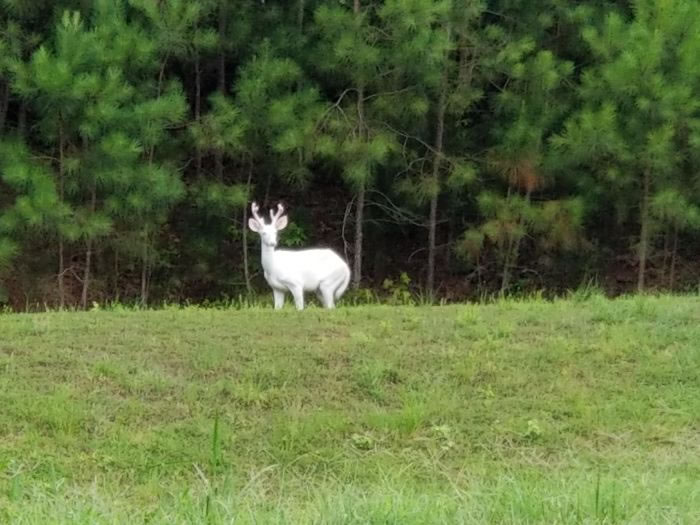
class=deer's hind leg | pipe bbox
[318,283,336,309]
[315,289,325,307]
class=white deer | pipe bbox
[248,202,351,310]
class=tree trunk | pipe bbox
[298,0,305,31]
[501,188,531,294]
[243,163,253,295]
[58,120,66,309]
[214,150,223,181]
[17,101,26,136]
[141,227,149,306]
[263,171,273,208]
[218,3,227,94]
[508,226,526,291]
[476,254,483,294]
[195,49,203,178]
[0,80,9,132]
[352,182,365,289]
[669,224,678,291]
[82,240,93,309]
[81,185,97,309]
[148,55,169,164]
[427,195,438,300]
[113,248,120,303]
[445,216,453,273]
[426,59,448,302]
[215,1,227,181]
[660,228,670,283]
[637,169,651,292]
[500,238,514,294]
[351,0,365,290]
[140,47,171,304]
[58,240,65,309]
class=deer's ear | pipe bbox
[248,218,262,232]
[275,215,288,230]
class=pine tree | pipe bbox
[9,10,91,306]
[553,0,700,291]
[489,48,577,292]
[650,188,700,289]
[312,1,406,289]
[383,0,483,299]
[0,139,66,271]
[9,2,187,307]
[96,0,191,304]
[0,0,63,135]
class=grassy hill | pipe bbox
[1,295,699,523]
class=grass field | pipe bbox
[0,294,699,523]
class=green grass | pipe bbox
[1,294,699,523]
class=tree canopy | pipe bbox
[1,0,699,308]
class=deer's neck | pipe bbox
[260,243,277,273]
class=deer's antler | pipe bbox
[270,202,285,223]
[251,202,265,224]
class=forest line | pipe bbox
[1,0,699,308]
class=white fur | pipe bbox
[248,202,351,310]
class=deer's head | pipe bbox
[248,202,288,248]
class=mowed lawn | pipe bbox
[0,295,699,523]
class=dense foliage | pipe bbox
[1,0,699,308]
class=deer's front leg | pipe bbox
[273,289,285,310]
